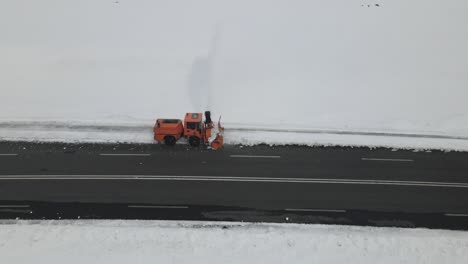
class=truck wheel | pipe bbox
[164,136,176,146]
[189,136,200,147]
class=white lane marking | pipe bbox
[285,208,346,213]
[0,154,18,156]
[445,213,468,217]
[99,154,151,157]
[0,175,468,188]
[362,158,414,162]
[0,205,29,208]
[128,205,188,209]
[230,155,281,159]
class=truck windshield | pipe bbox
[187,122,200,130]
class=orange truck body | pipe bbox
[153,111,222,149]
[154,119,184,145]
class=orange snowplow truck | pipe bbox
[154,111,224,149]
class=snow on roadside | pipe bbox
[1,121,468,151]
[225,130,468,151]
[0,220,467,264]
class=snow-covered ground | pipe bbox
[2,120,468,151]
[0,220,467,264]
[1,0,468,150]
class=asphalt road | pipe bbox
[0,141,467,229]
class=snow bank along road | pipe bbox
[0,141,467,230]
[2,121,468,151]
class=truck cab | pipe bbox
[184,112,211,146]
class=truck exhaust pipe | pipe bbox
[204,111,212,124]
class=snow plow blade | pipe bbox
[210,117,224,150]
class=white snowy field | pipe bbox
[0,220,468,264]
[1,0,468,149]
[1,220,467,264]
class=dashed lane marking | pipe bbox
[230,155,281,159]
[445,213,468,217]
[285,208,346,213]
[99,154,151,157]
[128,205,188,209]
[361,158,414,162]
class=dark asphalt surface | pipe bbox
[0,141,467,229]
